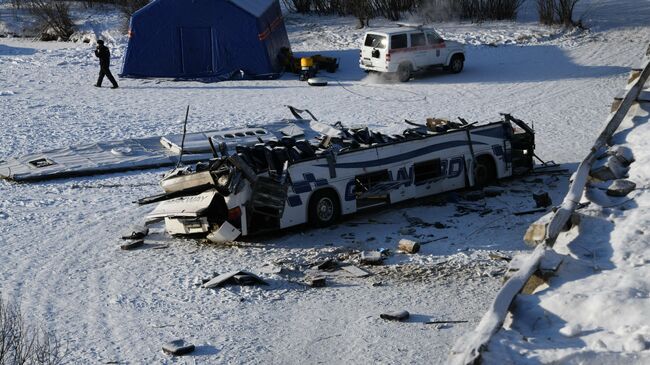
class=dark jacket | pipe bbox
[95,45,110,68]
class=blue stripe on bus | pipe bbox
[314,140,486,169]
[287,195,303,207]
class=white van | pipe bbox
[359,25,465,82]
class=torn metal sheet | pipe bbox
[0,117,318,182]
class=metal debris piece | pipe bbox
[121,225,149,240]
[398,239,420,254]
[307,276,327,287]
[202,271,268,289]
[380,310,410,321]
[162,339,195,356]
[120,239,144,250]
[311,258,339,272]
[533,191,552,208]
[341,265,372,278]
[360,251,384,265]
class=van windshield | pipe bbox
[364,34,387,49]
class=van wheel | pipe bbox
[449,55,464,74]
[474,156,496,187]
[308,190,341,228]
[397,63,412,82]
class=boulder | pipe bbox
[607,179,636,197]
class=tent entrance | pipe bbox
[180,27,214,76]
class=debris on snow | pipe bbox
[398,239,420,254]
[360,251,384,265]
[341,265,372,278]
[533,191,552,208]
[380,310,410,321]
[202,271,268,288]
[162,339,195,356]
[120,225,149,240]
[306,276,327,287]
[120,239,144,250]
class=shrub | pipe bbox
[27,0,75,41]
[0,296,65,365]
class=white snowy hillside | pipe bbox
[0,0,649,363]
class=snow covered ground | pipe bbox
[1,0,649,363]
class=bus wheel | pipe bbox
[474,156,496,187]
[308,190,341,228]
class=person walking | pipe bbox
[94,39,119,89]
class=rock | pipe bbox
[380,310,410,321]
[610,146,634,166]
[162,339,195,356]
[590,156,627,181]
[360,251,383,265]
[606,179,636,197]
[398,239,420,254]
[533,191,552,208]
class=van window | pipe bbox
[410,33,426,47]
[426,31,443,45]
[391,34,407,49]
[364,34,387,49]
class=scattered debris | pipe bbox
[162,339,195,356]
[120,239,144,250]
[533,191,552,208]
[258,263,283,274]
[513,208,547,216]
[360,251,384,265]
[433,222,448,229]
[306,276,327,287]
[420,236,448,244]
[425,320,469,325]
[311,258,339,272]
[463,190,485,202]
[206,221,241,243]
[380,310,410,321]
[341,265,372,278]
[488,252,512,262]
[483,186,505,197]
[121,225,149,240]
[399,227,416,235]
[606,179,636,197]
[202,271,268,289]
[398,239,420,254]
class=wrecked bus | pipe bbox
[143,109,535,242]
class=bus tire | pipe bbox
[308,189,341,228]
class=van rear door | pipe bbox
[361,33,387,68]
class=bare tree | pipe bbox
[555,0,580,26]
[27,0,75,41]
[537,0,554,25]
[0,296,65,365]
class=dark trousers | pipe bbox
[97,66,118,87]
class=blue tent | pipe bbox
[120,0,291,80]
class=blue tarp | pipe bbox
[120,0,291,80]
